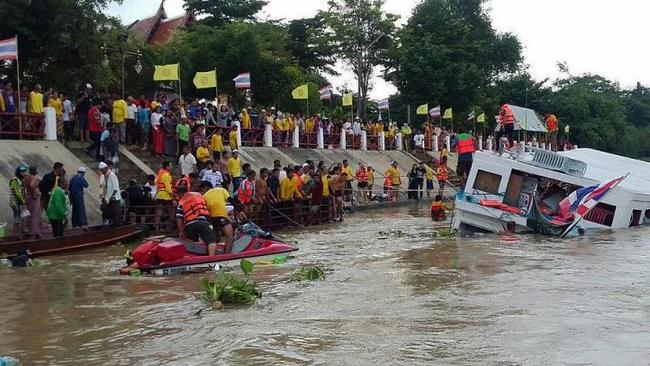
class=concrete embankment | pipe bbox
[0,141,103,226]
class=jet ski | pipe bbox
[120,223,297,275]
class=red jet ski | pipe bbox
[120,223,297,275]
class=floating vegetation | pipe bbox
[199,260,261,309]
[290,266,326,282]
[433,228,457,238]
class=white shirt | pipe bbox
[352,121,361,135]
[144,182,157,200]
[106,170,122,201]
[151,112,163,128]
[178,153,197,176]
[202,169,224,188]
[343,121,352,133]
[63,100,73,121]
[127,104,138,119]
[414,134,425,148]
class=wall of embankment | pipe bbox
[0,141,103,227]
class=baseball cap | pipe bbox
[98,162,108,169]
[77,166,87,173]
[86,83,93,89]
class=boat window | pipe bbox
[630,210,642,227]
[584,203,616,227]
[644,210,650,225]
[473,170,501,195]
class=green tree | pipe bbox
[184,0,267,27]
[318,0,397,120]
[287,17,337,75]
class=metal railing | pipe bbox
[0,112,45,139]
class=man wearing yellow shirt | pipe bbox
[154,161,174,232]
[422,161,436,198]
[202,181,235,253]
[228,150,242,191]
[305,117,314,133]
[48,91,63,138]
[196,140,212,170]
[211,127,224,161]
[342,159,354,202]
[367,164,375,197]
[385,160,402,201]
[229,124,239,150]
[279,170,302,201]
[28,84,44,114]
[112,93,128,143]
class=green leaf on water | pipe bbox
[240,259,253,276]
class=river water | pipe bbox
[2,204,650,365]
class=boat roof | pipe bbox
[559,148,650,194]
[493,105,548,132]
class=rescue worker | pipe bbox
[497,103,515,147]
[202,181,236,254]
[430,195,446,221]
[176,182,219,256]
[437,157,449,197]
[384,161,401,201]
[154,161,174,232]
[545,113,558,151]
[456,129,478,187]
[237,169,257,215]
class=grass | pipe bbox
[290,266,326,282]
[433,228,457,238]
[199,259,261,309]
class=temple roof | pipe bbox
[127,0,192,45]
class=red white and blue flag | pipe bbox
[558,176,625,220]
[319,85,332,100]
[429,105,441,117]
[0,37,18,61]
[233,72,251,89]
[378,98,389,110]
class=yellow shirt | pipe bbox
[48,97,63,117]
[229,130,238,149]
[288,117,296,131]
[279,176,302,201]
[367,170,374,184]
[305,118,314,133]
[29,91,44,114]
[342,166,353,181]
[203,187,230,218]
[155,171,173,200]
[211,133,223,152]
[112,99,128,123]
[0,93,5,112]
[424,165,435,180]
[385,166,401,185]
[228,157,241,178]
[151,101,160,110]
[196,146,211,163]
[241,112,251,129]
[321,175,330,197]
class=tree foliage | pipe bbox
[184,0,267,27]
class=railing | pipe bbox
[0,112,45,139]
[272,130,289,147]
[348,134,361,150]
[385,136,396,150]
[367,134,379,150]
[299,132,318,149]
[325,132,340,149]
[241,127,264,147]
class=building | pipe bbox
[127,0,194,45]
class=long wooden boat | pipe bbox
[0,224,142,257]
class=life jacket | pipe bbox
[237,179,255,204]
[383,175,392,188]
[546,114,558,132]
[179,192,209,223]
[156,168,170,192]
[501,104,515,125]
[431,201,446,220]
[356,168,368,182]
[173,176,192,200]
[457,137,476,154]
[437,166,448,182]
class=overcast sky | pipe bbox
[107,0,650,99]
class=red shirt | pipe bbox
[87,106,103,132]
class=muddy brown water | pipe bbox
[1,204,650,365]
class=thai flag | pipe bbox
[319,85,332,100]
[0,37,18,61]
[378,98,389,110]
[558,176,625,219]
[429,106,441,117]
[233,72,251,89]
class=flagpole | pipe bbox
[306,86,310,118]
[214,67,218,106]
[178,65,182,101]
[15,35,21,125]
[388,103,391,123]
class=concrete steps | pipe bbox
[66,141,149,186]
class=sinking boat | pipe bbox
[452,147,650,236]
[120,223,298,275]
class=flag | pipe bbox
[342,93,353,106]
[378,98,389,110]
[416,103,428,115]
[477,113,486,123]
[467,111,475,122]
[153,63,179,81]
[192,70,217,89]
[558,176,626,220]
[565,125,570,134]
[292,84,309,100]
[233,72,251,89]
[443,107,453,119]
[429,106,441,117]
[319,85,332,100]
[0,37,18,61]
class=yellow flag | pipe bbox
[477,113,485,123]
[443,107,453,119]
[342,93,353,106]
[153,63,179,81]
[193,70,217,89]
[292,84,309,100]
[416,103,428,115]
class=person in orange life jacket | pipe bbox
[498,221,519,242]
[456,129,478,187]
[545,113,559,151]
[497,103,515,146]
[175,182,219,255]
[237,170,257,215]
[383,174,392,198]
[154,160,174,232]
[437,156,448,197]
[431,194,446,221]
[174,172,199,200]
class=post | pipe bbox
[407,104,411,125]
[361,130,367,151]
[388,105,392,123]
[233,121,242,148]
[264,123,273,147]
[445,135,451,151]
[487,137,493,152]
[215,67,218,106]
[317,127,324,149]
[379,131,385,151]
[293,125,299,148]
[177,65,182,101]
[541,142,546,150]
[396,132,403,150]
[340,128,347,150]
[43,107,57,141]
[433,134,439,152]
[478,135,483,151]
[15,35,21,125]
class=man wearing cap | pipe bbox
[76,84,93,142]
[99,162,121,226]
[69,167,89,228]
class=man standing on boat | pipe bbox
[497,104,515,147]
[99,162,122,226]
[24,166,42,238]
[456,129,478,187]
[39,162,64,210]
[69,167,89,228]
[545,113,559,151]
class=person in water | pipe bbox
[498,221,519,242]
[430,195,446,221]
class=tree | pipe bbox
[287,17,337,75]
[184,0,267,27]
[386,0,522,130]
[318,0,397,120]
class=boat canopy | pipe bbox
[494,105,548,133]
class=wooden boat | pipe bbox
[0,224,142,257]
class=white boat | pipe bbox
[451,147,650,236]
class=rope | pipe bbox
[267,203,308,229]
